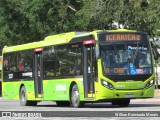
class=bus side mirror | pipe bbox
[152,47,159,60]
[95,46,100,60]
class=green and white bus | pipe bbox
[2,29,157,107]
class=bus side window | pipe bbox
[24,62,32,72]
[70,58,82,75]
[10,62,16,72]
[55,61,60,76]
[68,43,83,76]
[4,57,9,71]
[17,58,24,72]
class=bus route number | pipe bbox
[105,68,124,73]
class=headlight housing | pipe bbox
[101,79,114,90]
[145,80,154,89]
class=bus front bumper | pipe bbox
[113,87,154,99]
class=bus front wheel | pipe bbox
[70,84,84,108]
[20,86,37,106]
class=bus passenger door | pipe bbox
[83,40,95,98]
[34,48,43,98]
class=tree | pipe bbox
[75,0,160,36]
[0,0,160,45]
[0,0,82,45]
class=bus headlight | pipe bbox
[145,80,154,89]
[101,79,114,90]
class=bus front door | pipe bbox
[83,44,95,98]
[34,48,43,98]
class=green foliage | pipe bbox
[0,0,160,45]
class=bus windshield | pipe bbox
[100,43,152,75]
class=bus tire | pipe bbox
[70,84,84,108]
[20,86,37,106]
[118,99,130,107]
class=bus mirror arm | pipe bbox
[152,46,159,60]
[95,46,100,60]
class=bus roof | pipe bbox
[3,31,92,53]
[3,29,145,53]
[44,32,90,41]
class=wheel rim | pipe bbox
[21,90,25,103]
[71,88,79,107]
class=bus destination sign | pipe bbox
[106,34,140,42]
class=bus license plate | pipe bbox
[125,94,134,98]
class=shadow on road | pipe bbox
[129,103,160,107]
[35,102,160,108]
[84,103,160,108]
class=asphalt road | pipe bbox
[0,97,160,120]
